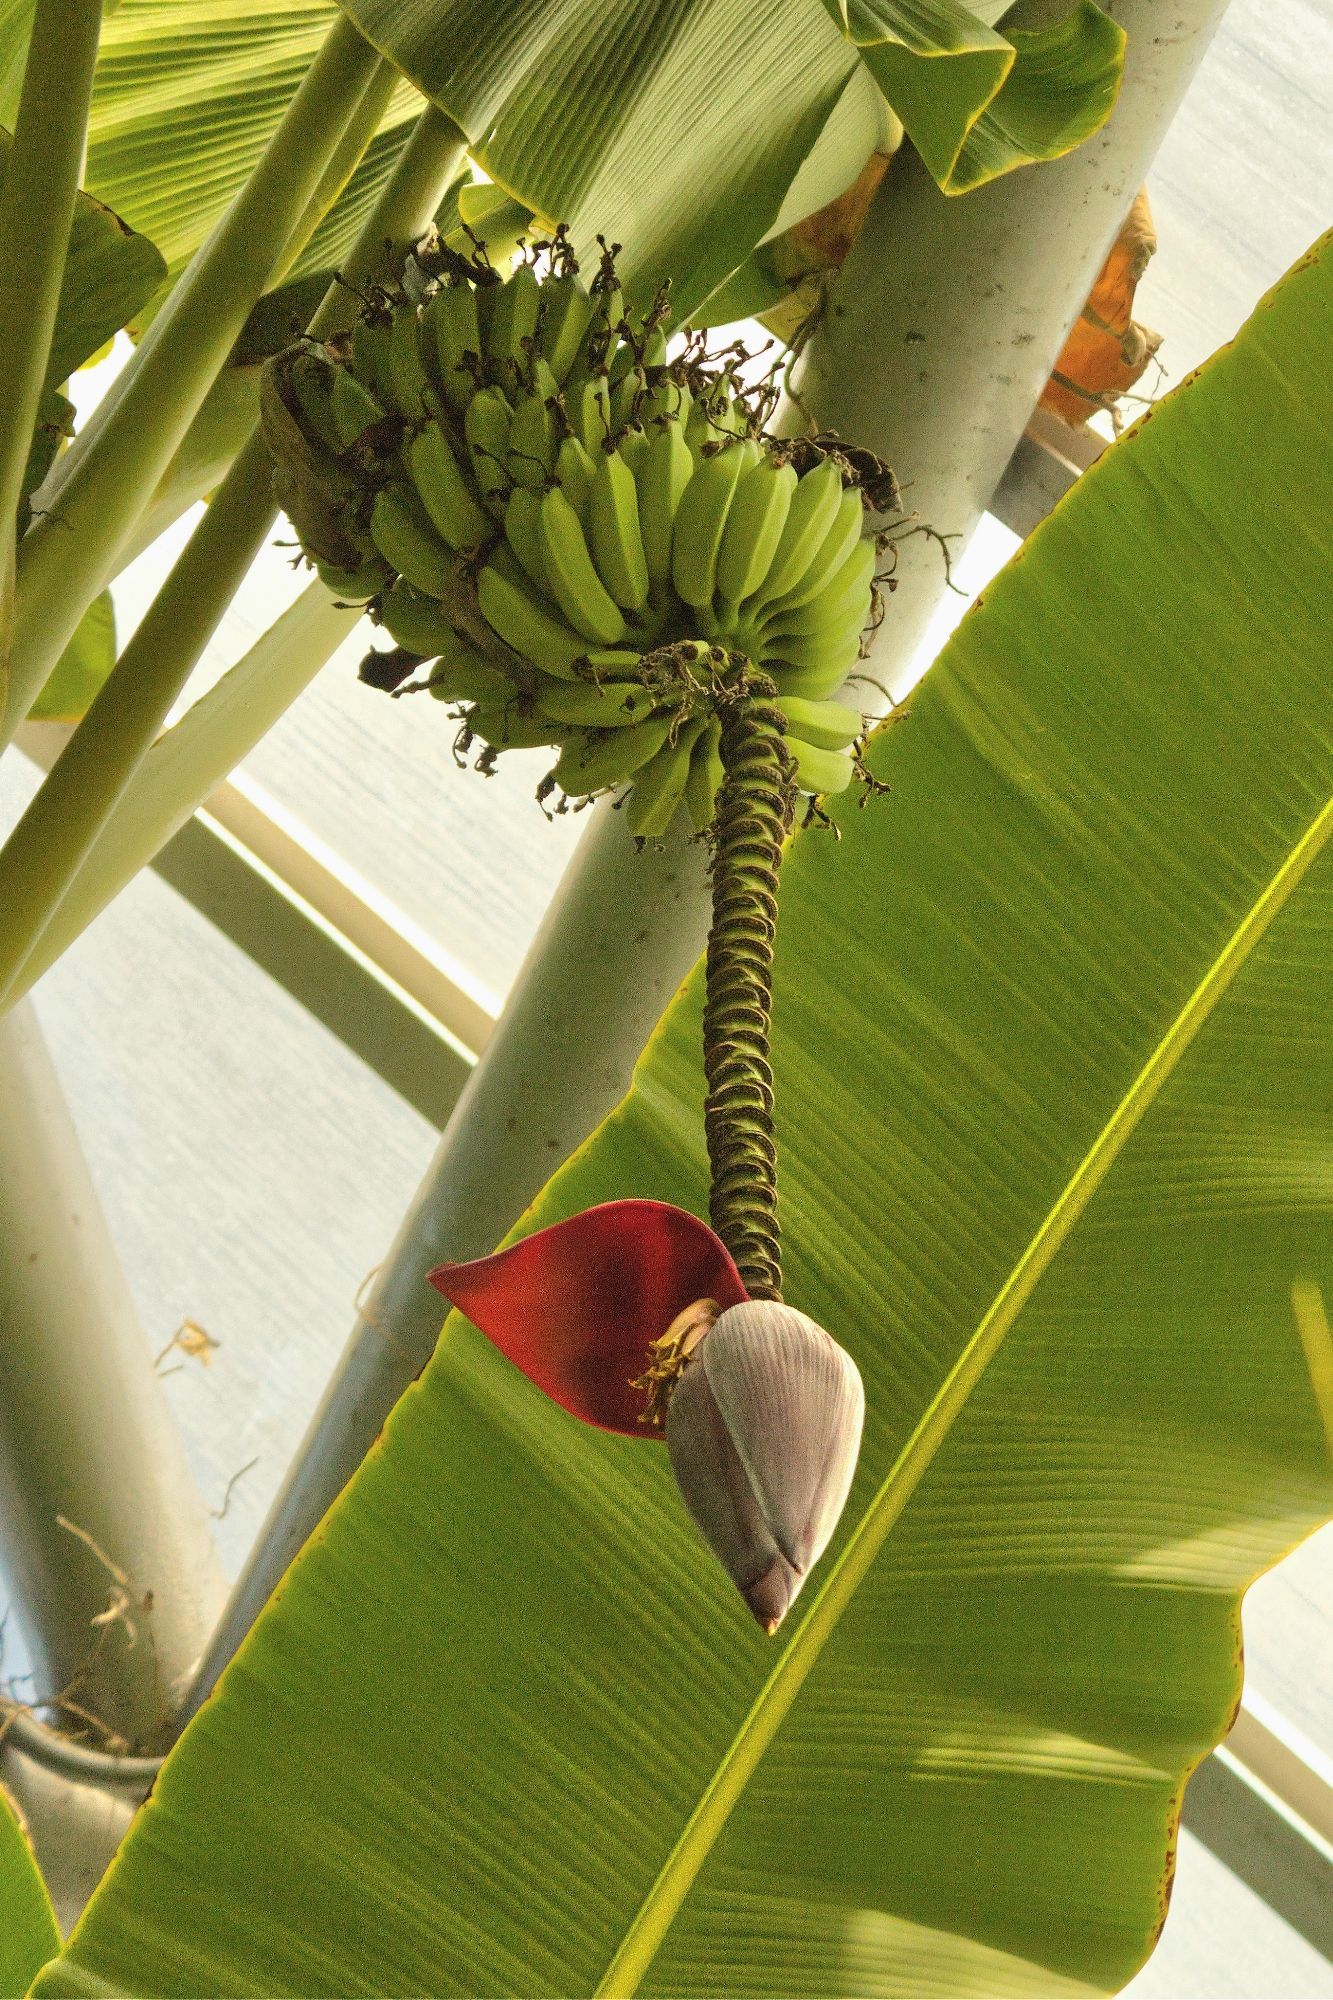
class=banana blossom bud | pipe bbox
[429,1200,864,1631]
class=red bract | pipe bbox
[428,1199,748,1437]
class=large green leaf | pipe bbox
[0,1787,58,1997]
[81,3,422,308]
[27,592,115,722]
[335,0,865,318]
[35,240,1333,1997]
[832,0,1125,193]
[0,125,165,516]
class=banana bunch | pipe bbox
[261,236,889,835]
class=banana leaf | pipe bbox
[0,1786,57,1998]
[32,235,1333,1997]
[335,0,1120,317]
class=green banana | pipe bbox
[349,316,396,409]
[635,421,693,592]
[369,483,458,598]
[486,263,542,388]
[424,282,482,414]
[767,612,865,697]
[684,718,724,831]
[715,457,797,609]
[536,679,657,728]
[503,486,550,594]
[476,557,594,680]
[507,376,558,490]
[537,274,596,384]
[671,441,749,609]
[764,487,866,616]
[288,349,341,451]
[378,579,464,656]
[786,736,855,796]
[764,535,876,640]
[467,703,568,751]
[551,711,674,797]
[538,485,629,645]
[387,305,434,419]
[406,421,492,550]
[555,434,597,521]
[587,446,649,611]
[315,554,393,599]
[626,720,704,837]
[425,656,517,707]
[464,385,515,516]
[330,369,387,448]
[754,456,844,604]
[776,695,862,751]
[568,375,613,456]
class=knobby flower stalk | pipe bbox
[262,230,891,1630]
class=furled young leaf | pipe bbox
[27,592,115,722]
[0,1787,58,1997]
[33,238,1333,1997]
[834,0,1125,193]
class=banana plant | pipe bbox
[15,227,1333,1997]
[6,0,1325,1990]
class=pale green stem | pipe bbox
[0,0,101,589]
[0,13,383,748]
[0,107,468,1009]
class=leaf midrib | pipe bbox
[595,782,1333,1999]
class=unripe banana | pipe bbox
[556,434,597,521]
[288,349,341,451]
[503,485,550,594]
[330,369,388,448]
[609,362,647,434]
[754,457,844,605]
[507,381,558,490]
[671,442,749,609]
[378,579,464,656]
[350,316,396,409]
[684,718,724,831]
[315,554,393,599]
[587,447,649,612]
[616,424,649,479]
[425,655,517,707]
[464,385,514,516]
[763,535,876,640]
[424,282,482,414]
[636,421,694,592]
[369,483,458,598]
[767,613,865,696]
[388,305,434,419]
[551,710,674,797]
[537,274,596,384]
[486,263,542,389]
[764,487,866,616]
[535,679,657,728]
[639,377,691,432]
[568,375,613,456]
[786,737,855,796]
[467,703,569,751]
[775,695,862,751]
[626,720,704,838]
[538,485,629,645]
[579,646,650,676]
[476,556,594,680]
[406,421,492,550]
[715,458,797,610]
